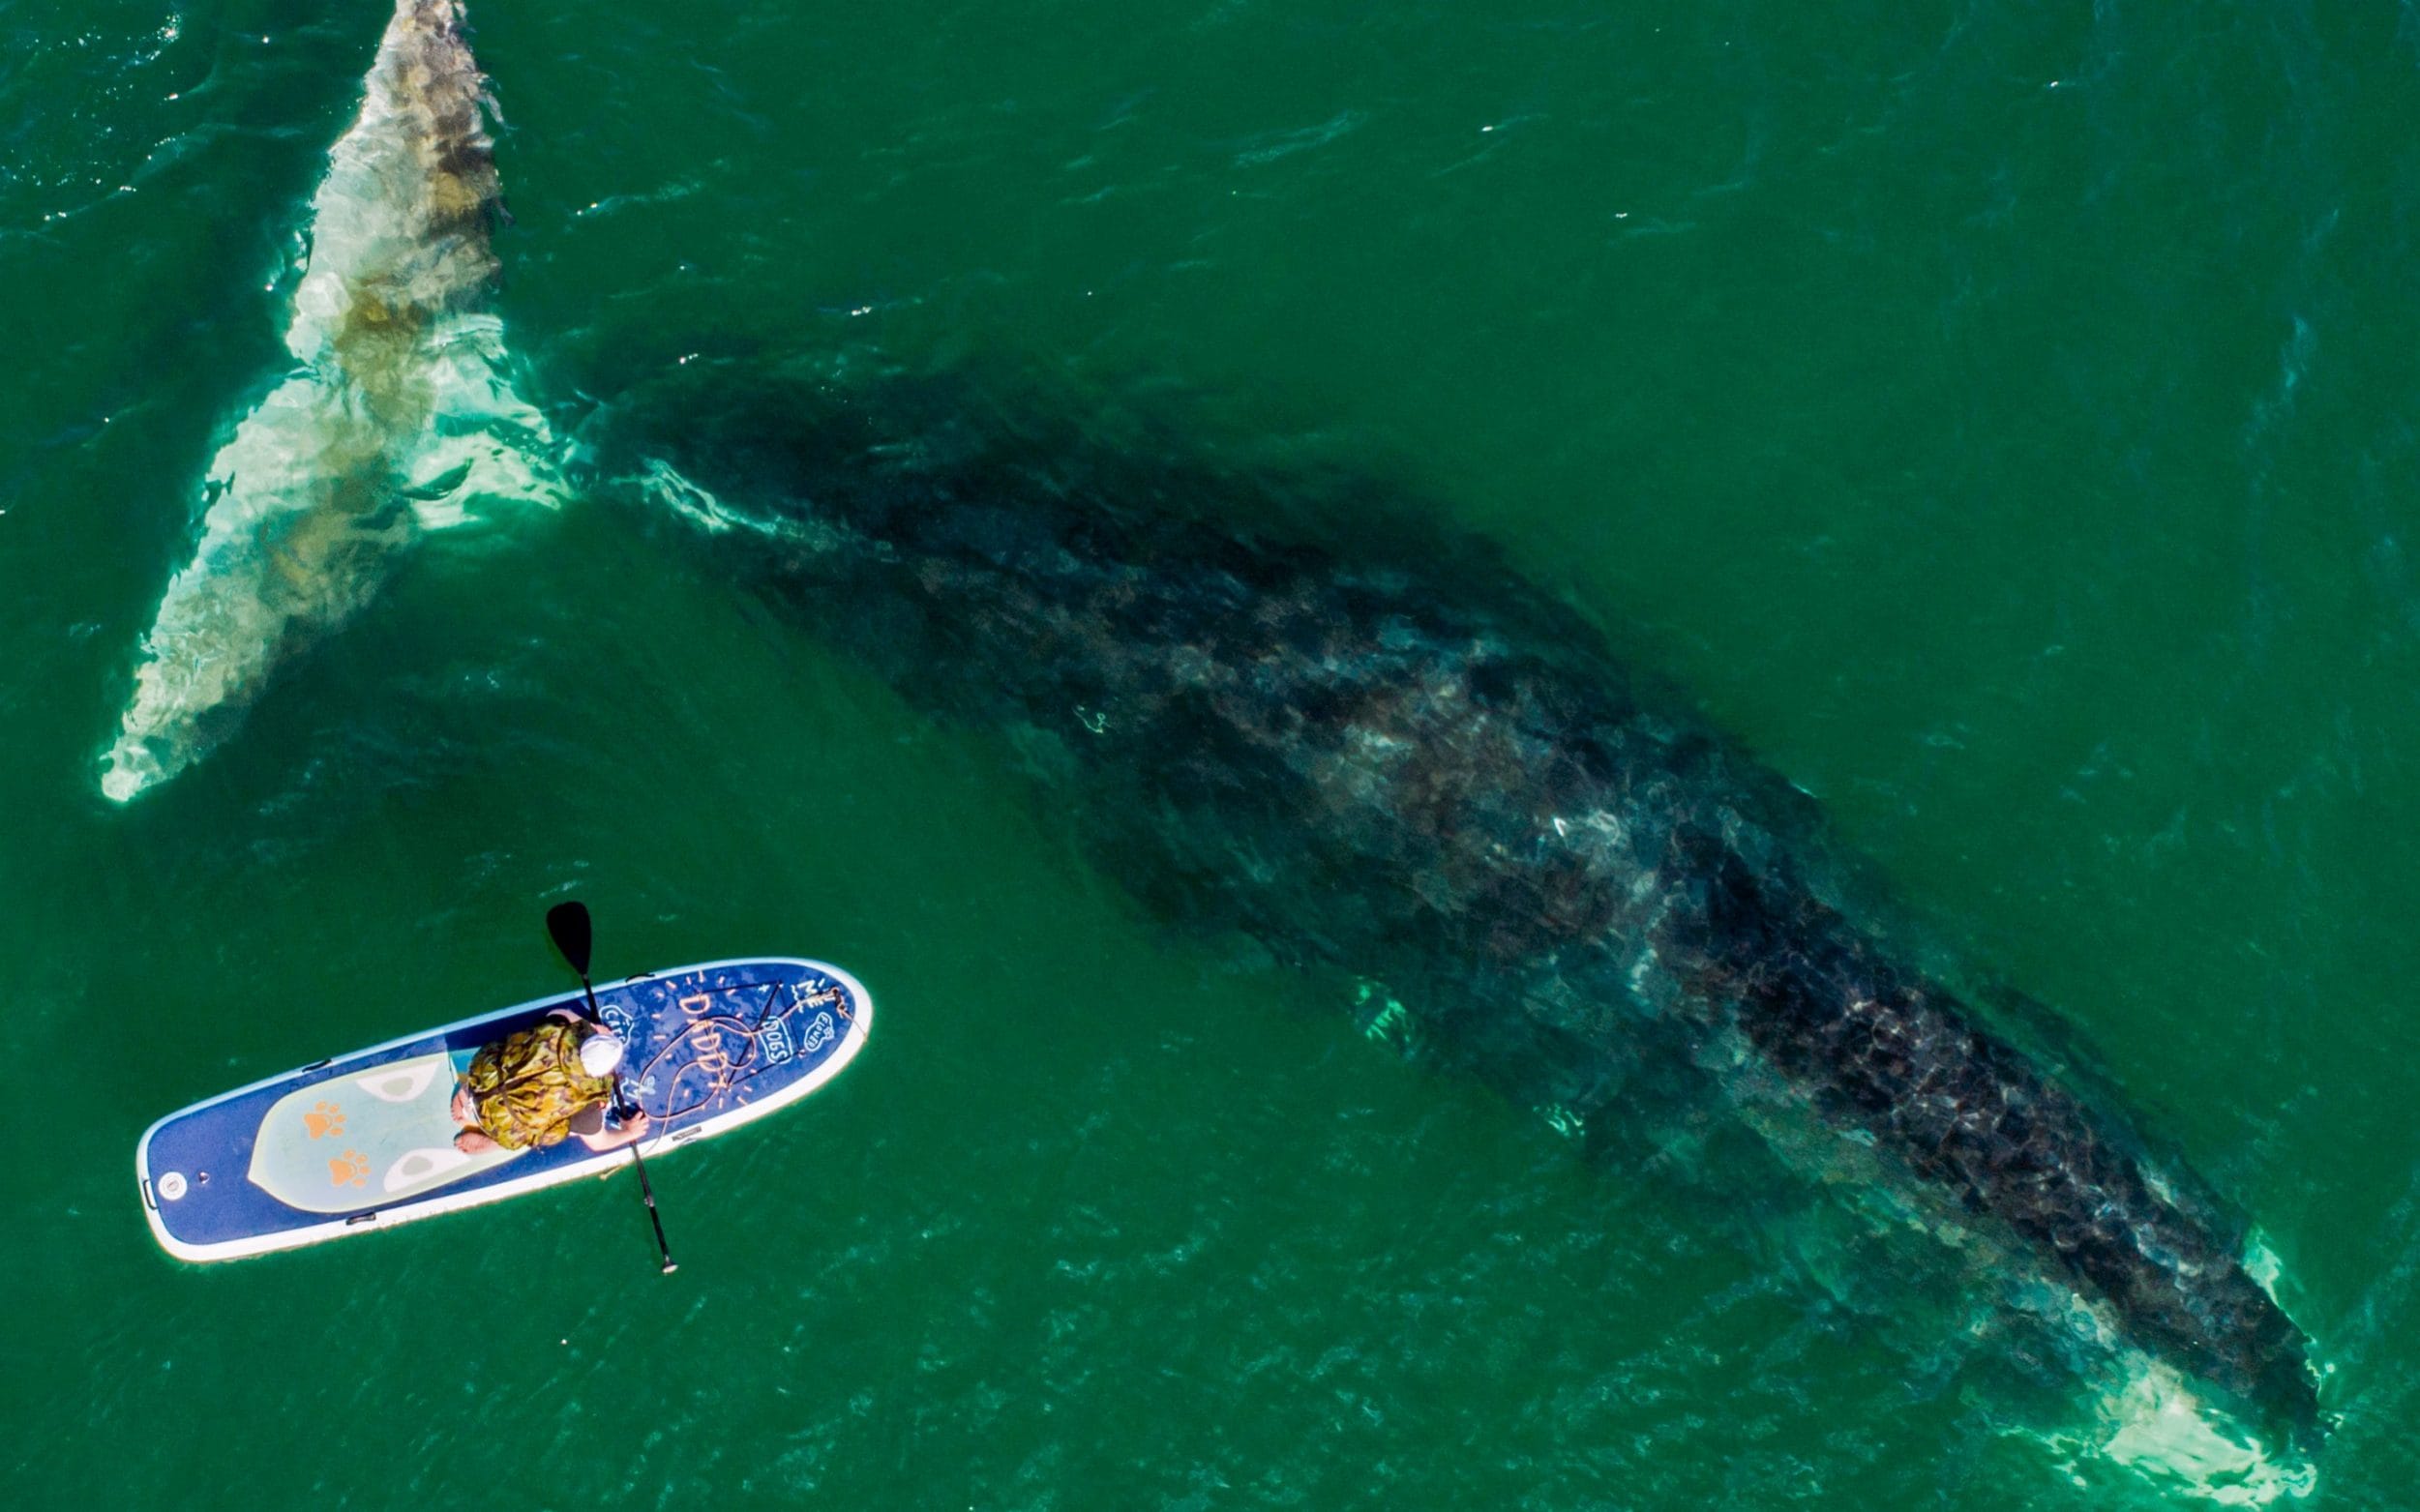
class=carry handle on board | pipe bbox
[547,900,678,1275]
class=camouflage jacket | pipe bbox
[463,1018,612,1150]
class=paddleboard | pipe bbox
[136,957,872,1262]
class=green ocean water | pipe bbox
[6,0,2420,1505]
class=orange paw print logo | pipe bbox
[329,1149,369,1187]
[303,1101,344,1140]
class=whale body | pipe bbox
[595,370,2320,1447]
[102,0,556,803]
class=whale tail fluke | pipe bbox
[101,0,557,804]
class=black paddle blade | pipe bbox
[546,901,594,976]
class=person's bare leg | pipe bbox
[449,1085,497,1153]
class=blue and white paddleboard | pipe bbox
[136,957,872,1262]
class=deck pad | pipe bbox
[138,957,872,1261]
[245,1051,512,1213]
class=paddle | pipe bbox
[546,900,678,1275]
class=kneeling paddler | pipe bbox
[450,1008,651,1155]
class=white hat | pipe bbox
[579,1031,626,1078]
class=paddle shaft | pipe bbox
[549,902,677,1275]
[577,967,675,1275]
[616,1071,677,1276]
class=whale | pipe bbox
[88,0,2319,1473]
[585,366,2322,1454]
[101,0,557,804]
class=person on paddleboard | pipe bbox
[450,1008,651,1154]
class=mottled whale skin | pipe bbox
[608,372,2318,1443]
[103,0,555,803]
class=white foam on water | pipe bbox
[2097,1365,2315,1505]
[101,1,561,803]
[632,457,849,557]
[636,458,761,536]
[2243,1230,2286,1294]
[1985,1246,2322,1506]
[2024,1359,2316,1507]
